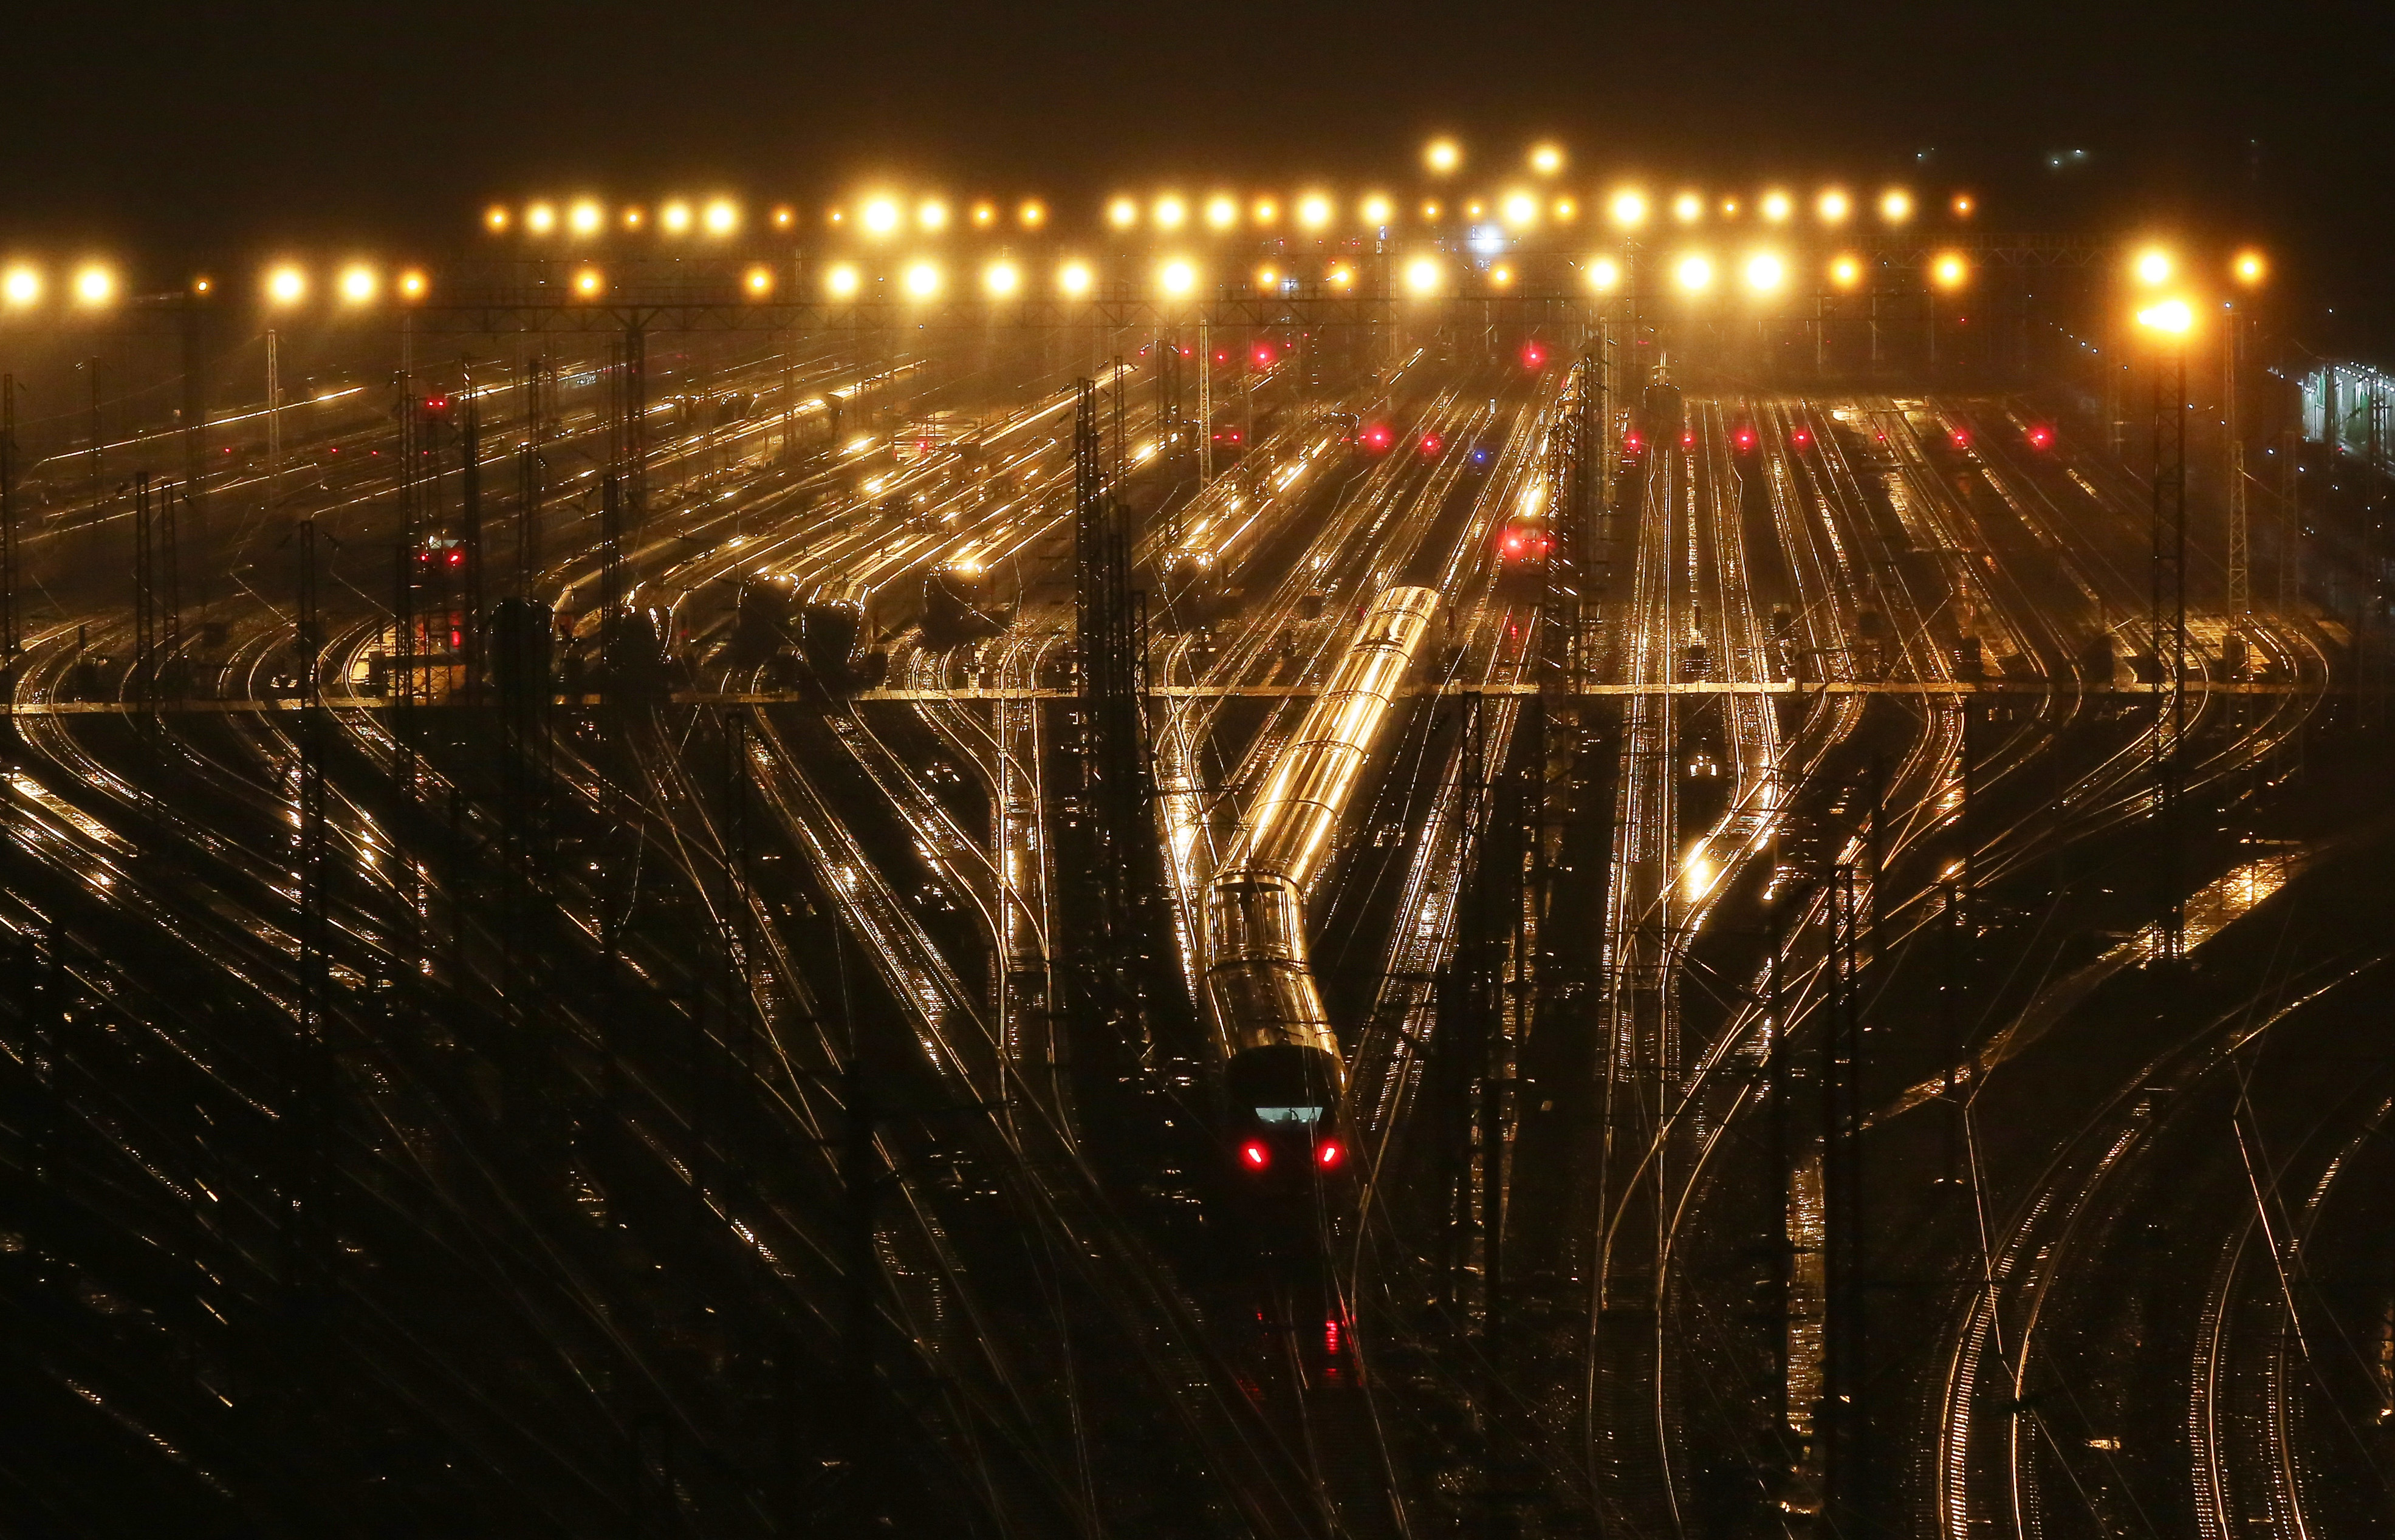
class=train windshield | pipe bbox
[1255,1106,1324,1125]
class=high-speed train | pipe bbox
[1204,586,1442,1191]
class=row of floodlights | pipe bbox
[0,242,2269,314]
[0,261,433,310]
[480,185,1981,241]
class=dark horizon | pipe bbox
[9,1,2393,348]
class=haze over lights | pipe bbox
[2,267,39,307]
[1586,256,1621,293]
[339,265,377,303]
[1818,189,1851,224]
[903,261,941,298]
[2233,250,2267,286]
[1676,255,1713,292]
[1931,252,1969,290]
[1744,253,1784,292]
[1761,190,1792,222]
[1057,260,1093,297]
[525,202,557,234]
[74,267,113,306]
[660,200,693,234]
[1297,194,1332,231]
[743,265,774,296]
[1152,194,1187,230]
[1529,143,1564,176]
[913,199,946,232]
[1108,197,1139,228]
[1610,190,1648,228]
[1829,255,1863,290]
[1879,188,1913,224]
[704,199,739,234]
[824,263,861,298]
[1673,192,1702,224]
[263,266,304,305]
[1501,191,1538,229]
[2134,247,2173,285]
[2137,297,2193,335]
[1403,256,1442,295]
[1205,195,1238,230]
[983,259,1020,296]
[568,199,602,235]
[1360,194,1393,227]
[572,267,604,298]
[863,197,902,235]
[1424,138,1461,175]
[1159,259,1197,296]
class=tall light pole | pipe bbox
[2137,294,2194,963]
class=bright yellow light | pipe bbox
[1487,264,1514,290]
[396,270,427,300]
[2,267,39,306]
[1951,193,1976,218]
[1552,197,1578,222]
[621,206,645,230]
[903,261,941,298]
[2134,247,2172,285]
[1673,192,1702,224]
[1255,265,1280,290]
[2233,249,2267,286]
[1465,200,1484,218]
[1159,259,1196,296]
[1931,252,1968,290]
[1829,255,1863,290]
[1587,256,1621,293]
[1403,255,1442,295]
[1297,194,1332,231]
[862,197,901,236]
[1057,260,1093,296]
[775,205,797,228]
[339,265,376,303]
[1153,194,1187,230]
[743,265,775,296]
[704,199,739,234]
[1761,190,1792,222]
[1420,200,1442,222]
[1610,190,1648,228]
[484,205,510,233]
[572,267,604,298]
[525,201,557,234]
[1501,191,1538,229]
[1360,193,1393,226]
[1205,194,1238,230]
[1879,188,1913,224]
[1529,142,1564,176]
[1425,137,1461,175]
[569,199,603,235]
[1108,197,1139,229]
[1721,198,1740,217]
[1745,252,1784,292]
[267,265,306,306]
[971,202,996,227]
[983,259,1020,296]
[1251,197,1279,226]
[915,199,947,232]
[661,200,694,234]
[1818,188,1851,224]
[1019,200,1047,228]
[192,278,211,295]
[825,263,861,298]
[2137,297,2193,335]
[1676,254,1713,292]
[1326,262,1354,290]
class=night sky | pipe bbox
[10,0,2393,347]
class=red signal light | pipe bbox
[1503,532,1522,553]
[446,550,464,566]
[1950,429,1970,448]
[1252,344,1275,367]
[1362,424,1393,451]
[1681,431,1695,449]
[1317,1139,1345,1169]
[1792,429,1811,447]
[1420,433,1442,454]
[1521,343,1547,369]
[424,394,448,412]
[1241,1140,1270,1171]
[2028,425,2052,449]
[1735,428,1755,450]
[1625,431,1643,454]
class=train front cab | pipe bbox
[1224,1042,1351,1197]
